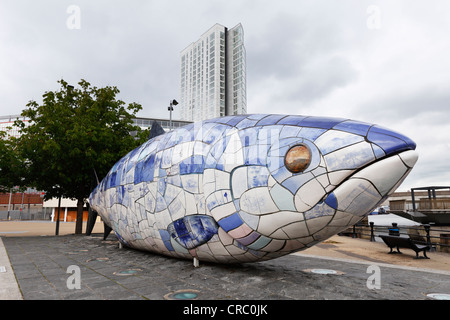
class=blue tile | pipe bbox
[247,235,271,250]
[247,166,269,188]
[298,127,327,141]
[271,166,291,182]
[239,127,260,147]
[133,154,156,184]
[125,148,141,172]
[159,229,174,251]
[210,135,229,159]
[367,127,412,156]
[179,155,205,175]
[281,172,314,194]
[371,143,386,159]
[235,117,259,130]
[246,114,269,121]
[277,115,308,125]
[298,116,346,130]
[236,231,260,246]
[324,192,338,209]
[368,126,416,151]
[225,114,248,126]
[218,212,243,232]
[243,145,267,166]
[202,124,230,144]
[168,215,219,250]
[280,126,302,139]
[333,120,371,136]
[256,114,287,126]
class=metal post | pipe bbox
[168,99,178,131]
[370,222,375,242]
[7,189,12,220]
[169,100,173,130]
[424,224,431,246]
[55,196,61,236]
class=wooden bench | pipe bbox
[379,235,431,259]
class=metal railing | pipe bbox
[344,222,450,252]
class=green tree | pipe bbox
[15,79,148,234]
[0,132,24,193]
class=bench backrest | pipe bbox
[380,235,413,247]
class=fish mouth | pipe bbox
[327,150,418,217]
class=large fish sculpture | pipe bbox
[89,114,418,264]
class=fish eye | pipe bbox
[285,144,311,173]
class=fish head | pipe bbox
[227,116,418,243]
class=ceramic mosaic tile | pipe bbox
[89,114,418,263]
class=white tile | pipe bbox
[334,178,381,216]
[231,167,248,199]
[181,174,200,194]
[270,183,296,211]
[398,150,419,168]
[184,192,197,214]
[328,170,354,186]
[210,202,236,221]
[315,130,364,155]
[295,178,326,207]
[281,220,309,239]
[240,187,279,215]
[324,142,375,171]
[215,170,231,190]
[294,194,312,213]
[257,211,304,236]
[306,216,333,234]
[353,154,407,195]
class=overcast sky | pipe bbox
[1,0,449,191]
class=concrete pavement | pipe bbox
[1,232,450,301]
[0,237,22,300]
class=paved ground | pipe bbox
[1,228,450,303]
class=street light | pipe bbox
[168,99,178,130]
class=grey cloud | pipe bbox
[355,87,450,125]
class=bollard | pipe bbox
[370,222,375,242]
[424,224,431,245]
[389,222,399,236]
[193,257,200,268]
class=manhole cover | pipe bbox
[113,269,141,276]
[427,293,450,300]
[311,269,338,274]
[68,249,89,255]
[86,257,109,262]
[164,290,200,300]
[303,268,344,275]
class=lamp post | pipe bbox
[168,99,178,130]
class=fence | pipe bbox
[0,208,52,221]
[344,222,450,253]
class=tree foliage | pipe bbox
[0,132,24,193]
[15,79,148,233]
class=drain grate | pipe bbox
[303,268,345,275]
[113,269,141,276]
[426,293,450,300]
[164,290,200,300]
[86,257,109,262]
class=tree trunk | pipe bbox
[75,198,84,234]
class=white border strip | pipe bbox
[294,252,450,276]
[0,237,23,300]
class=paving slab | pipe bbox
[1,233,449,303]
[0,237,22,300]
